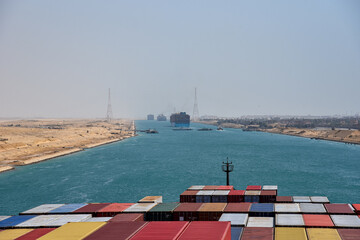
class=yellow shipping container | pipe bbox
[275,227,307,240]
[0,229,33,240]
[307,228,341,240]
[198,203,227,212]
[38,222,106,240]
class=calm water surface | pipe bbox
[1,120,359,215]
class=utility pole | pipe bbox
[222,157,234,186]
[106,88,113,122]
[192,88,199,121]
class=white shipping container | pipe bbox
[0,216,11,221]
[275,204,301,213]
[16,215,62,227]
[21,204,65,214]
[188,185,205,190]
[212,190,230,196]
[247,217,274,227]
[299,203,326,213]
[85,217,112,222]
[330,215,360,227]
[123,203,157,213]
[310,196,329,203]
[262,185,278,191]
[219,213,248,226]
[276,214,304,226]
[43,214,92,226]
[292,196,311,203]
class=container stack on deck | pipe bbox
[0,185,360,239]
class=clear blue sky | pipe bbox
[1,1,359,118]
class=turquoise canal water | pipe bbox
[1,120,360,215]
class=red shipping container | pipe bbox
[337,229,360,240]
[203,186,219,190]
[15,228,56,240]
[178,221,231,240]
[260,191,277,203]
[276,196,293,203]
[303,214,334,227]
[352,204,360,214]
[131,221,189,240]
[173,203,203,221]
[96,203,134,217]
[224,203,251,213]
[246,185,261,191]
[109,213,144,222]
[228,190,245,203]
[180,191,198,203]
[324,204,354,214]
[73,203,111,216]
[241,227,274,240]
[83,221,147,240]
[217,186,234,190]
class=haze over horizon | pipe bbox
[1,1,359,119]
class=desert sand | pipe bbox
[0,119,136,173]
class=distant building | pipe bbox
[147,114,154,120]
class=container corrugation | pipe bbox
[260,191,277,203]
[96,203,134,217]
[240,227,274,240]
[15,228,56,240]
[228,190,245,203]
[303,214,334,227]
[16,215,62,228]
[0,229,33,239]
[352,204,360,214]
[72,203,111,215]
[177,221,231,240]
[21,204,65,215]
[109,213,144,222]
[180,191,198,203]
[230,226,243,240]
[293,197,311,203]
[37,222,106,240]
[196,190,214,203]
[187,185,205,191]
[85,217,112,222]
[246,186,262,191]
[219,213,248,226]
[83,222,147,240]
[324,204,355,214]
[0,216,11,222]
[212,190,230,203]
[49,204,87,214]
[42,214,92,227]
[224,203,251,213]
[275,214,304,227]
[203,185,220,190]
[275,204,300,213]
[306,228,341,240]
[245,191,261,203]
[262,185,278,191]
[276,196,293,203]
[198,203,227,221]
[246,217,274,227]
[337,229,360,240]
[330,215,360,228]
[310,196,329,203]
[146,202,180,221]
[275,227,307,240]
[249,204,274,217]
[122,203,157,213]
[173,203,203,221]
[131,221,189,240]
[217,186,234,190]
[299,203,326,214]
[138,196,162,204]
[0,215,36,228]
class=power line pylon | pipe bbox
[106,88,113,122]
[192,88,199,121]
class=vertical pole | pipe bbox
[226,162,229,186]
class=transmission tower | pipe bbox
[192,88,199,121]
[106,88,113,122]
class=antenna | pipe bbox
[192,87,199,121]
[222,157,234,186]
[106,88,113,122]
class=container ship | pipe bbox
[147,114,154,120]
[1,184,359,239]
[170,112,190,127]
[157,114,167,121]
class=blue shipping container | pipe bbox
[231,226,243,240]
[0,215,36,228]
[49,203,87,213]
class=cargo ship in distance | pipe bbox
[157,114,167,121]
[170,112,190,127]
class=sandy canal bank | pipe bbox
[0,119,136,173]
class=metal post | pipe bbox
[222,157,234,186]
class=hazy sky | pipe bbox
[1,1,359,119]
